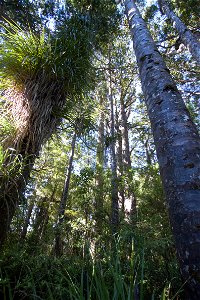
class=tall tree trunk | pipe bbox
[108,54,119,234]
[59,131,76,219]
[115,105,126,215]
[54,131,77,256]
[20,199,34,240]
[144,138,152,166]
[95,96,105,235]
[124,1,200,298]
[120,94,137,218]
[158,0,200,64]
[29,197,49,246]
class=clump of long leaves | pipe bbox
[0,17,97,159]
[0,237,183,300]
[0,103,16,145]
[0,18,94,96]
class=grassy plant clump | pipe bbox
[0,113,16,147]
[0,19,95,156]
[0,234,182,300]
[0,18,94,92]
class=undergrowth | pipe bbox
[0,238,183,300]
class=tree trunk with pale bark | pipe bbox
[124,0,200,298]
[108,55,119,234]
[115,106,126,215]
[120,95,137,218]
[95,96,105,235]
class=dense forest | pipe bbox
[0,0,199,299]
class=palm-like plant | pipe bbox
[1,19,94,150]
[0,17,94,246]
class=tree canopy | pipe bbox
[0,0,199,299]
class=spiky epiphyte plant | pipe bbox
[0,20,94,154]
[0,18,95,246]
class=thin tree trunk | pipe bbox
[30,197,49,245]
[108,52,119,234]
[124,1,200,298]
[59,131,76,218]
[54,131,77,256]
[158,0,200,64]
[120,95,137,217]
[144,138,152,166]
[110,95,119,234]
[115,105,126,215]
[95,96,105,235]
[20,199,34,240]
[120,97,131,168]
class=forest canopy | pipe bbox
[0,0,199,299]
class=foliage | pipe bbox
[0,21,93,96]
[67,0,120,46]
[0,235,182,300]
[0,111,16,146]
[172,0,199,25]
[0,0,199,299]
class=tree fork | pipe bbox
[124,0,200,298]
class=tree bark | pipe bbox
[95,96,105,235]
[58,131,76,219]
[144,138,152,166]
[124,1,200,298]
[108,52,119,234]
[115,105,126,215]
[158,0,200,64]
[0,81,66,248]
[20,199,34,240]
[120,94,137,217]
[29,197,49,247]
